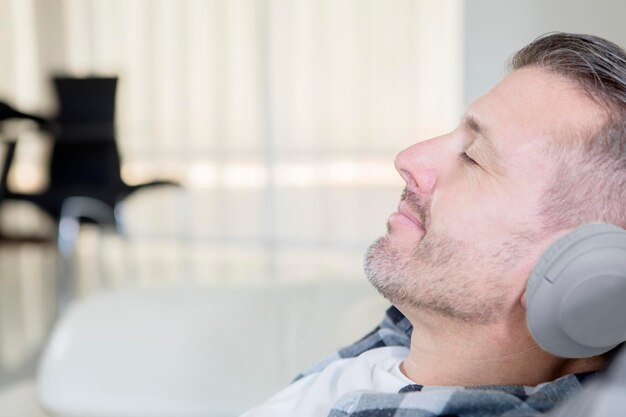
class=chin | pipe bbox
[364,236,404,292]
[386,229,425,252]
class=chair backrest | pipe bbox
[49,77,123,188]
[54,77,117,136]
[49,141,122,187]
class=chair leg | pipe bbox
[56,197,117,315]
[57,212,79,315]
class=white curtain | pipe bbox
[0,0,463,284]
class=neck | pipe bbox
[399,307,606,387]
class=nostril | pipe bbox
[399,169,416,187]
[398,167,437,197]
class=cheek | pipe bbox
[431,182,521,239]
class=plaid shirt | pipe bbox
[294,306,600,417]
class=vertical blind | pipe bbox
[0,0,463,284]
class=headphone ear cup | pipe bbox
[526,223,626,358]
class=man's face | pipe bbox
[365,67,606,324]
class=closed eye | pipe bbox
[460,152,479,166]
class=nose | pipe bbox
[394,139,439,199]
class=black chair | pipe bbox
[0,100,50,199]
[0,101,49,127]
[0,141,16,203]
[1,78,183,310]
[0,101,55,243]
[1,76,180,228]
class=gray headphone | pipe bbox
[526,223,626,358]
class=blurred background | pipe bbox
[1,0,626,416]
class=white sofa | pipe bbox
[32,279,388,417]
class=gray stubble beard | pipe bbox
[364,229,509,325]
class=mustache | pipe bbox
[401,188,428,228]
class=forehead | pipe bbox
[465,67,607,161]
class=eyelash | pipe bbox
[460,152,479,166]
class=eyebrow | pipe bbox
[462,115,506,175]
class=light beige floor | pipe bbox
[0,241,55,416]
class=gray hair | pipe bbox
[509,32,626,233]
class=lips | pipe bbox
[397,202,425,230]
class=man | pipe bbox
[242,32,626,417]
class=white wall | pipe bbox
[463,0,626,105]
